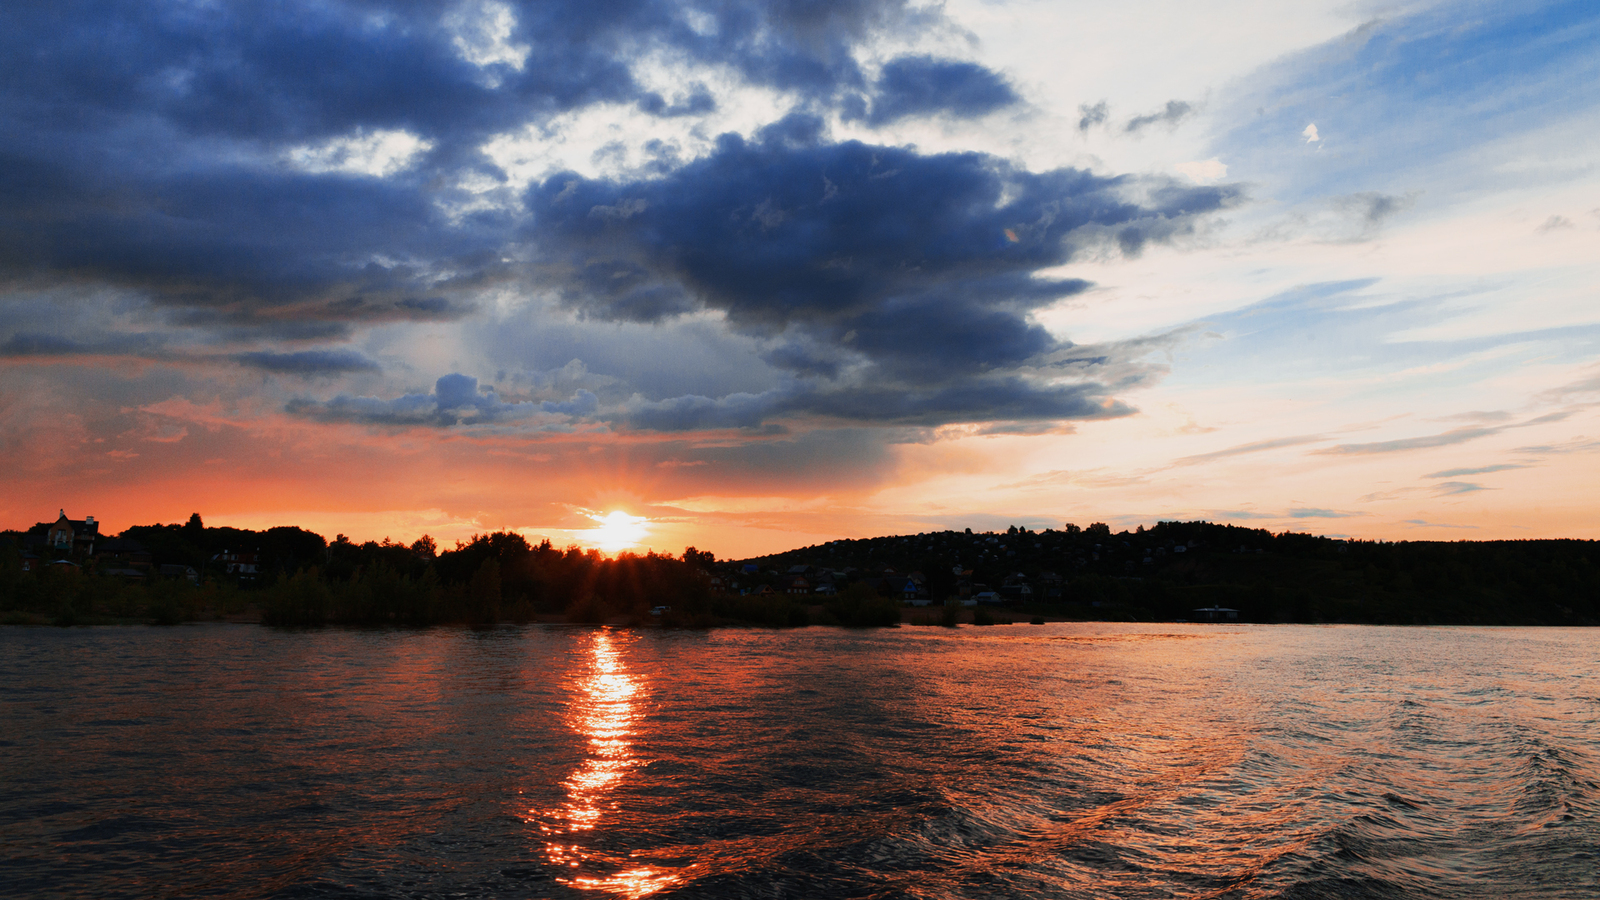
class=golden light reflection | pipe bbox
[538,631,681,898]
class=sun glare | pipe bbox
[582,510,649,553]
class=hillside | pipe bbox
[731,521,1600,626]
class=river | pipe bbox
[2,623,1596,898]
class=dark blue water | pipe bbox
[2,624,1597,898]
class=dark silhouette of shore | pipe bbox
[2,516,1595,627]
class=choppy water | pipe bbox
[2,624,1597,899]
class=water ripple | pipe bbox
[2,624,1597,898]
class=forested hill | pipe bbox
[737,521,1600,626]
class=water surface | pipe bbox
[2,624,1596,898]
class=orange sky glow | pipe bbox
[2,3,1597,557]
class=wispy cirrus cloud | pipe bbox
[1433,480,1492,495]
[1173,434,1327,465]
[1288,507,1360,518]
[1316,426,1504,455]
[1317,412,1571,456]
[1402,519,1480,530]
[1424,463,1529,478]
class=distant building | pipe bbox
[212,549,260,577]
[1192,606,1238,622]
[159,564,200,585]
[997,583,1032,602]
[43,510,99,557]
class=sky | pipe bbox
[1,0,1597,558]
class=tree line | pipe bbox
[4,516,1597,627]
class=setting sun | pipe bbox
[581,510,650,553]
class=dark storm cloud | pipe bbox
[636,84,718,117]
[1,328,381,377]
[233,349,382,375]
[0,149,498,319]
[527,120,1238,427]
[1,1,922,147]
[1125,100,1193,132]
[288,373,597,427]
[3,1,1247,436]
[0,0,933,331]
[0,333,165,358]
[846,55,1020,126]
[618,377,1131,431]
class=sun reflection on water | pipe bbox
[539,631,681,898]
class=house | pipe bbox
[1038,571,1064,600]
[786,576,811,595]
[43,510,99,556]
[1193,606,1238,622]
[953,568,974,599]
[884,575,928,605]
[159,564,200,585]
[997,583,1033,602]
[972,590,1002,604]
[212,549,260,577]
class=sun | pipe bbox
[582,510,650,553]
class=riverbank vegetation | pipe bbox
[3,517,1596,627]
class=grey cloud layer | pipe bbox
[2,1,1242,436]
[525,117,1237,428]
[0,330,380,375]
[288,374,597,427]
[0,1,1005,328]
[844,56,1020,125]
